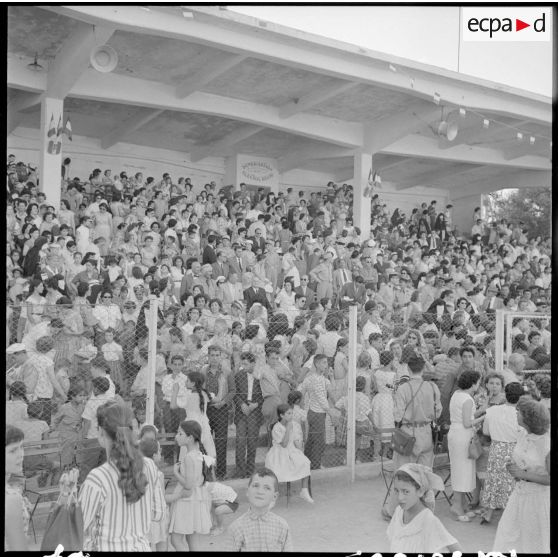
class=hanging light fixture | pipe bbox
[27,53,44,72]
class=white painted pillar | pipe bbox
[39,97,64,209]
[346,304,358,482]
[352,151,373,241]
[449,192,482,237]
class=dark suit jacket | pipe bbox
[249,236,266,255]
[294,285,316,309]
[338,282,367,308]
[202,244,217,265]
[227,256,243,277]
[243,286,271,310]
[233,370,263,421]
[212,260,230,280]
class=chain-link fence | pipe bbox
[6,299,359,487]
[9,292,549,493]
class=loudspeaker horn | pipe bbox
[90,45,118,73]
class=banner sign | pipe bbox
[237,154,279,190]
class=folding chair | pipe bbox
[432,451,453,505]
[23,438,63,543]
[376,428,396,508]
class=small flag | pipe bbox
[56,116,63,137]
[64,118,72,141]
[47,114,56,138]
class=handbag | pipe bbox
[468,431,483,460]
[391,381,424,456]
[391,427,416,456]
[40,468,84,552]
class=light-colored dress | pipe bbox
[265,422,311,482]
[448,391,476,492]
[168,449,212,535]
[370,369,396,441]
[481,404,520,510]
[492,429,550,554]
[181,391,217,459]
[93,211,113,245]
[387,506,458,553]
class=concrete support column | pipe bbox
[450,192,483,237]
[39,97,64,210]
[353,151,373,241]
[223,156,238,190]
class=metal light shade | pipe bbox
[437,120,459,141]
[90,45,118,73]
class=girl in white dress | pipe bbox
[387,463,461,554]
[167,420,213,551]
[265,403,313,503]
[171,372,216,459]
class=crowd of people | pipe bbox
[5,156,551,552]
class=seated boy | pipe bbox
[207,481,239,536]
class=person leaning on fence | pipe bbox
[382,355,442,520]
[300,353,335,470]
[233,352,264,479]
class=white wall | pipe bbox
[376,182,450,218]
[9,128,454,222]
[8,127,226,192]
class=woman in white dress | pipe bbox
[265,403,313,503]
[448,370,484,521]
[274,279,298,327]
[492,397,550,554]
[172,372,216,460]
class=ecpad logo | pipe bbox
[462,8,551,42]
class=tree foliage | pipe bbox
[486,187,552,238]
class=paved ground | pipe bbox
[30,461,499,553]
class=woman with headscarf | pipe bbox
[386,463,461,553]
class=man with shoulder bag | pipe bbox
[382,355,442,520]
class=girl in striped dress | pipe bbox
[78,401,165,552]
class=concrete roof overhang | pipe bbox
[7,5,552,195]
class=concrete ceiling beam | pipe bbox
[101,109,164,149]
[278,145,355,173]
[395,164,487,190]
[42,5,551,124]
[190,124,264,163]
[448,169,551,199]
[279,82,358,119]
[7,92,43,134]
[8,56,362,148]
[176,53,246,99]
[363,101,441,153]
[382,135,551,171]
[47,23,115,99]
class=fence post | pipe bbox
[145,295,158,426]
[347,304,358,482]
[494,309,504,370]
